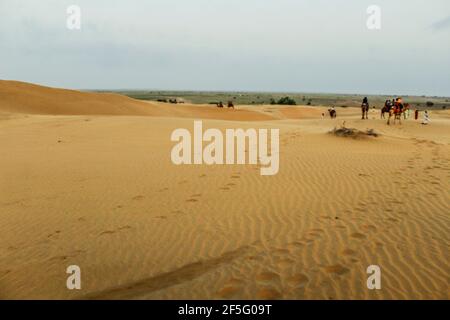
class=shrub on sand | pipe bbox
[329,124,379,139]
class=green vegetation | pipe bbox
[270,96,297,105]
[92,90,450,110]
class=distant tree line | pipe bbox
[270,97,297,105]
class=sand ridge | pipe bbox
[0,80,274,121]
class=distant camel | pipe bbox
[381,101,392,119]
[387,103,409,125]
[216,102,224,108]
[227,101,235,109]
[328,108,337,118]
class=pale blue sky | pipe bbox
[1,0,449,96]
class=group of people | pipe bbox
[361,96,430,125]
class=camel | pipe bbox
[328,108,337,118]
[387,103,410,125]
[217,101,234,109]
[381,101,392,119]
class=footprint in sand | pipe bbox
[47,230,61,239]
[256,271,281,283]
[287,241,304,250]
[287,274,309,287]
[225,278,244,287]
[1,270,11,278]
[246,255,264,262]
[50,255,70,262]
[362,224,377,232]
[256,287,282,300]
[324,264,350,275]
[50,250,84,262]
[158,188,169,192]
[132,195,144,201]
[358,173,370,177]
[273,248,291,256]
[220,187,230,191]
[276,257,295,268]
[350,232,366,240]
[99,230,115,236]
[216,286,241,299]
[216,278,244,298]
[186,198,198,203]
[99,226,131,236]
[307,232,322,240]
[342,249,357,256]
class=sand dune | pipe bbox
[0,80,273,121]
[0,81,449,300]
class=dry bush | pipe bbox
[329,125,379,139]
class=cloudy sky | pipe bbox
[1,0,449,96]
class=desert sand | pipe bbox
[0,81,449,299]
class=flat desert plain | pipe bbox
[0,81,449,299]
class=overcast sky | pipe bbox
[1,0,449,96]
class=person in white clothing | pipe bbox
[421,110,430,125]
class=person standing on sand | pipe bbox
[371,106,377,119]
[415,109,419,120]
[421,110,430,125]
[361,97,369,120]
